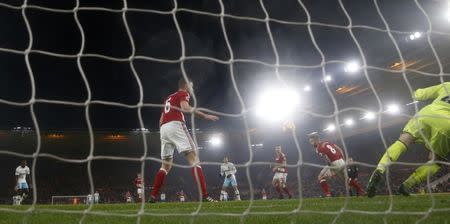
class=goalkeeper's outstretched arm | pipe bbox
[414,82,450,101]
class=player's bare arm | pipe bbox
[180,101,219,121]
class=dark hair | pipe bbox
[178,77,192,89]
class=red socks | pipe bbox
[152,166,209,199]
[320,180,331,196]
[275,185,282,194]
[191,165,208,197]
[349,179,365,194]
[151,168,167,198]
[283,187,292,198]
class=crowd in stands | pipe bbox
[1,164,448,204]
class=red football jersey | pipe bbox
[315,141,343,163]
[275,152,287,173]
[160,90,190,126]
[134,177,142,188]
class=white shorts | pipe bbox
[160,121,196,159]
[273,172,287,183]
[319,159,345,180]
[137,188,143,195]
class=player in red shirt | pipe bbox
[149,78,219,203]
[134,173,143,202]
[272,145,292,199]
[308,132,365,197]
[125,190,132,203]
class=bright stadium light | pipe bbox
[446,9,450,22]
[324,75,332,82]
[386,104,401,114]
[208,136,223,147]
[325,124,336,132]
[344,61,360,73]
[414,32,422,38]
[409,32,422,41]
[363,111,376,120]
[303,85,312,92]
[255,86,300,122]
[344,118,355,127]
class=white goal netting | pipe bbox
[0,0,449,224]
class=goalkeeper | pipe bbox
[367,82,449,197]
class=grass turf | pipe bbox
[0,194,449,224]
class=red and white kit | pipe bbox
[151,89,210,201]
[160,90,196,159]
[134,176,143,198]
[315,141,345,180]
[273,152,288,182]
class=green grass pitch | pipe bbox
[0,194,449,224]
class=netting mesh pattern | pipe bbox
[0,0,449,224]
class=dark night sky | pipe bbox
[0,0,449,131]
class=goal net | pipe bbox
[0,0,449,223]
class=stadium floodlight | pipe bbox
[324,75,332,82]
[363,111,376,120]
[386,104,401,114]
[208,135,223,147]
[344,61,360,73]
[132,127,149,133]
[414,32,422,38]
[409,32,422,41]
[446,9,450,22]
[303,85,312,92]
[255,86,300,122]
[325,124,336,132]
[344,118,355,127]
